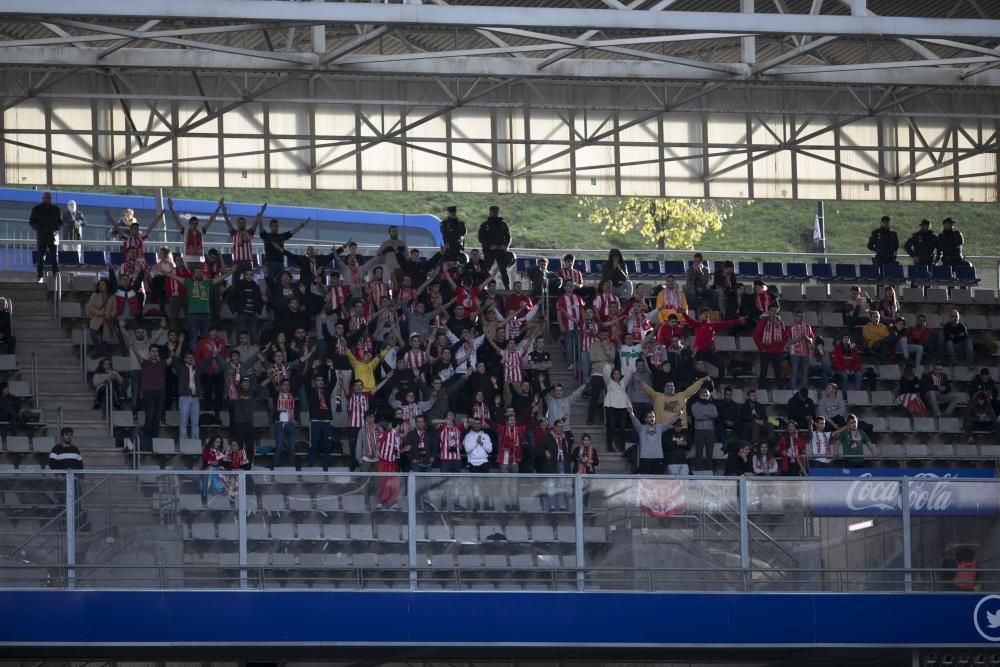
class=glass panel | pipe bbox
[0,471,68,587]
[906,477,1000,593]
[247,470,410,590]
[747,478,905,592]
[581,476,741,592]
[414,473,576,591]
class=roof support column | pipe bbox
[741,0,755,66]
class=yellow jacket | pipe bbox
[641,376,708,428]
[861,322,890,350]
[347,349,387,392]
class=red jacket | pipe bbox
[776,435,807,473]
[195,334,227,377]
[683,313,739,352]
[753,316,788,354]
[906,323,933,346]
[832,344,861,372]
[656,321,686,347]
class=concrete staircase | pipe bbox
[3,278,127,469]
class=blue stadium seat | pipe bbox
[516,257,537,273]
[143,252,156,265]
[222,254,234,268]
[624,260,638,277]
[785,263,808,281]
[712,261,725,274]
[547,258,562,273]
[662,260,685,277]
[573,259,588,275]
[109,252,124,266]
[737,261,760,279]
[587,260,605,276]
[810,263,833,281]
[882,263,904,283]
[833,264,857,282]
[83,251,107,267]
[58,251,81,267]
[954,265,980,286]
[638,260,662,277]
[907,264,931,285]
[858,264,880,283]
[761,262,785,280]
[930,265,953,285]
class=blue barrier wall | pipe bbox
[2,591,999,647]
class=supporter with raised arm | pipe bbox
[260,215,309,279]
[830,414,877,467]
[125,330,170,438]
[682,307,745,381]
[832,335,863,394]
[867,215,899,268]
[627,405,675,474]
[105,206,163,258]
[753,301,787,387]
[168,197,222,265]
[479,205,513,290]
[602,362,632,454]
[776,421,808,476]
[639,376,709,430]
[223,201,265,267]
[937,217,967,267]
[904,219,939,267]
[942,309,974,366]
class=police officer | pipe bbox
[440,205,467,264]
[866,215,899,267]
[936,217,967,267]
[478,205,514,290]
[903,219,939,266]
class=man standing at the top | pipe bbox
[440,205,467,264]
[377,225,408,288]
[937,217,967,267]
[478,205,513,290]
[29,191,61,282]
[260,215,309,280]
[224,201,265,268]
[867,215,899,268]
[903,219,939,267]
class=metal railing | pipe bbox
[0,470,996,593]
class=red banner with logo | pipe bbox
[638,478,687,518]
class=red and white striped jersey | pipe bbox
[120,232,147,257]
[378,429,401,462]
[501,348,526,383]
[580,320,599,352]
[269,363,290,386]
[593,293,620,322]
[437,423,465,461]
[497,424,524,466]
[505,316,528,340]
[346,393,369,428]
[454,286,479,310]
[349,313,367,334]
[229,228,254,263]
[184,228,203,258]
[556,293,584,330]
[403,349,428,372]
[471,402,491,424]
[368,280,389,309]
[352,336,373,359]
[326,284,349,312]
[558,266,583,287]
[395,286,417,307]
[398,401,423,424]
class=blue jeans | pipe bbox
[810,362,832,387]
[178,396,200,440]
[273,421,297,468]
[265,260,284,282]
[897,339,924,367]
[944,338,973,366]
[563,330,578,368]
[835,370,862,395]
[307,420,332,470]
[130,369,142,413]
[546,460,568,511]
[580,350,592,380]
[187,314,210,345]
[235,312,258,343]
[789,354,810,390]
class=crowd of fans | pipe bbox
[21,194,1000,489]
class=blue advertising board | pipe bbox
[809,468,997,516]
[1,590,999,647]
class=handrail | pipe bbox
[30,351,38,410]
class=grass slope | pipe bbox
[58,185,1000,256]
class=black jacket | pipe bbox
[662,428,691,464]
[786,394,816,429]
[227,278,263,315]
[29,203,61,243]
[904,229,939,264]
[936,229,966,265]
[440,217,467,247]
[478,216,511,248]
[867,227,899,264]
[396,249,441,285]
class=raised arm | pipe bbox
[251,201,267,233]
[167,198,183,232]
[144,209,165,237]
[203,198,224,233]
[288,217,310,238]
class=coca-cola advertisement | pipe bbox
[809,468,997,516]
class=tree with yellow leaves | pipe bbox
[577,197,736,250]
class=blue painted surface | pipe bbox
[1,590,998,646]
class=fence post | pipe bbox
[739,476,749,592]
[575,475,585,591]
[65,471,76,589]
[407,472,418,591]
[901,478,912,592]
[238,472,247,590]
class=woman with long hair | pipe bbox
[87,278,118,358]
[600,248,633,298]
[199,435,227,496]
